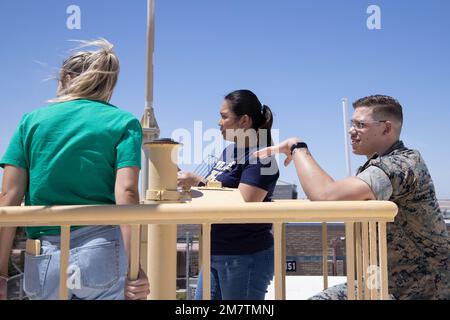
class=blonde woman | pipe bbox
[0,39,149,300]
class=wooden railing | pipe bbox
[0,200,397,300]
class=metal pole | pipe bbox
[141,0,173,300]
[342,98,352,176]
[146,0,155,111]
[141,0,160,199]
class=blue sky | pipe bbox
[0,0,449,199]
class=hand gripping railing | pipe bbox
[0,200,397,300]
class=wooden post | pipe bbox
[369,222,378,300]
[378,222,389,300]
[59,226,70,300]
[147,224,177,299]
[139,225,149,283]
[143,140,182,300]
[129,225,141,281]
[322,222,328,290]
[361,222,370,300]
[355,223,363,300]
[274,223,286,300]
[202,223,211,300]
[345,222,355,300]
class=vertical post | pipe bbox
[369,222,378,300]
[361,222,370,300]
[140,1,160,295]
[59,226,70,300]
[139,225,149,281]
[201,224,211,300]
[142,0,154,199]
[144,141,181,300]
[198,228,203,270]
[141,150,149,201]
[185,232,190,300]
[141,0,160,198]
[146,0,155,109]
[378,222,389,300]
[147,224,177,300]
[342,98,352,177]
[345,222,355,300]
[273,223,286,300]
[332,240,337,276]
[129,225,141,281]
[355,223,363,300]
[322,222,328,290]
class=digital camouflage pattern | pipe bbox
[310,141,450,300]
[309,283,396,300]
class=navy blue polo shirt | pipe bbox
[203,144,279,255]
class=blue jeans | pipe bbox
[195,246,274,300]
[23,225,128,300]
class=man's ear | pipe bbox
[383,121,392,135]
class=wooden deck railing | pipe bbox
[0,200,397,300]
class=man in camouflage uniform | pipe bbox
[255,95,449,300]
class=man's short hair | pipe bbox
[353,95,403,125]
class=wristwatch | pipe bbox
[290,142,308,155]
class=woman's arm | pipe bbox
[115,166,140,258]
[0,165,28,300]
[114,166,150,300]
[238,183,268,202]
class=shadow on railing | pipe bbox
[0,200,397,300]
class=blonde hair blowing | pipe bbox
[50,38,120,103]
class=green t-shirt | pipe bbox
[0,99,142,239]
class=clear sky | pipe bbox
[1,0,449,199]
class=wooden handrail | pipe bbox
[0,201,397,226]
[0,200,398,300]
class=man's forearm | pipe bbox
[292,148,335,200]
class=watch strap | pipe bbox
[290,142,308,155]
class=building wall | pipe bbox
[285,223,346,276]
[272,185,298,200]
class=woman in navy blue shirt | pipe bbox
[178,90,279,300]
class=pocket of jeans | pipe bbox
[24,253,51,298]
[77,241,120,289]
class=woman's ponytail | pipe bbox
[50,38,120,103]
[258,104,273,147]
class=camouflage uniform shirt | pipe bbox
[357,140,450,299]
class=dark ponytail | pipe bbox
[259,104,273,146]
